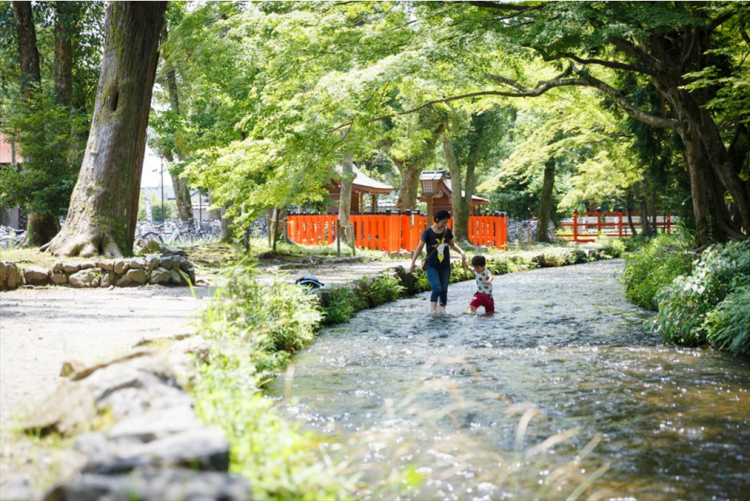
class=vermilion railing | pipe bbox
[287,213,508,253]
[558,211,673,243]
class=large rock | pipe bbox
[50,272,68,285]
[171,256,184,272]
[61,262,81,273]
[24,352,183,436]
[97,260,114,271]
[44,467,251,501]
[158,256,174,270]
[126,268,147,284]
[69,269,100,288]
[113,260,129,275]
[51,261,65,272]
[83,428,230,474]
[100,271,116,288]
[79,262,96,270]
[1,261,24,290]
[129,257,146,270]
[149,267,171,285]
[24,266,51,286]
[106,407,204,443]
[145,255,159,271]
[115,273,132,287]
[162,247,185,257]
[169,270,182,285]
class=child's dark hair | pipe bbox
[471,255,486,267]
[433,209,451,222]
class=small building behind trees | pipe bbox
[417,170,489,216]
[327,164,394,214]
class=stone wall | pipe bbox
[2,337,251,501]
[0,248,196,291]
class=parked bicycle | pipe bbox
[0,226,25,249]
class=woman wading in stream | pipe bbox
[410,209,467,317]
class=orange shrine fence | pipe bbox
[287,212,508,253]
[558,211,674,243]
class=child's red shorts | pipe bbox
[470,293,495,313]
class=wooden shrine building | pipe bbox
[418,170,489,216]
[327,164,394,214]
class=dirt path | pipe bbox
[0,285,213,430]
[0,258,410,430]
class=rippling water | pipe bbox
[268,260,750,500]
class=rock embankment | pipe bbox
[4,338,251,501]
[0,248,196,291]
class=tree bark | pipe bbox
[43,1,167,257]
[394,160,421,211]
[12,1,40,100]
[442,131,471,243]
[625,192,638,236]
[680,124,725,247]
[535,160,555,243]
[13,1,59,246]
[54,1,74,108]
[162,25,194,223]
[338,154,355,244]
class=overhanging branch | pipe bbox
[332,66,677,131]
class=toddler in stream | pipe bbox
[462,255,495,315]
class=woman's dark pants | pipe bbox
[426,265,451,306]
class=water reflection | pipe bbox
[269,260,750,500]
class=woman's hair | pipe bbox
[434,209,451,222]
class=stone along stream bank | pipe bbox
[269,260,750,500]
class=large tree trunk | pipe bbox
[338,154,355,244]
[680,124,725,248]
[535,160,555,243]
[162,26,194,223]
[43,1,167,257]
[442,132,471,243]
[54,1,74,108]
[394,160,421,211]
[12,1,40,100]
[13,1,59,246]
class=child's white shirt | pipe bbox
[473,269,492,294]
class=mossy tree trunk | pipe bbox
[535,160,555,243]
[43,1,167,257]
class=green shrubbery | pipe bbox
[705,287,750,356]
[193,262,358,499]
[651,240,750,353]
[621,234,693,310]
[599,238,626,258]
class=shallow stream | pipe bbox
[268,260,750,500]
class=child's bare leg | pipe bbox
[467,305,476,314]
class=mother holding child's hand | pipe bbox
[410,209,467,317]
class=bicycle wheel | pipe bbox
[142,232,164,245]
[0,236,14,249]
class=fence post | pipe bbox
[573,211,579,243]
[618,212,623,238]
[597,211,603,236]
[666,213,671,234]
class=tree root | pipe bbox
[42,226,124,258]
